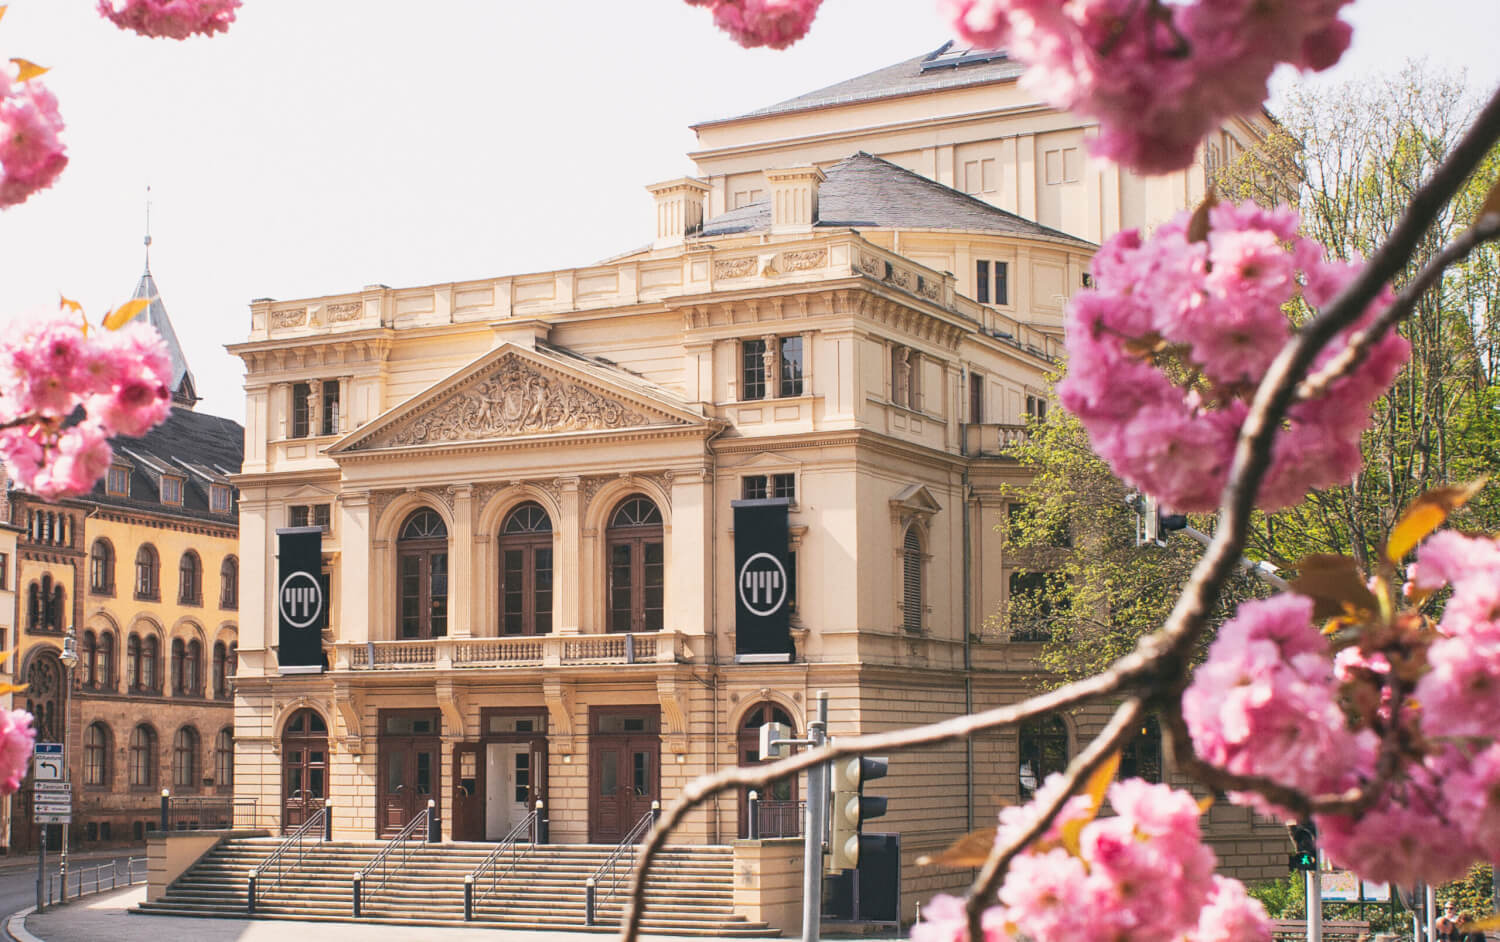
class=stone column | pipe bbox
[338,492,371,646]
[558,477,582,635]
[450,485,473,637]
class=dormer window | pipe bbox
[161,476,184,505]
[210,484,232,514]
[106,466,130,497]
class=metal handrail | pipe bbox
[44,856,145,907]
[467,808,538,909]
[358,805,429,904]
[253,804,326,900]
[584,804,657,926]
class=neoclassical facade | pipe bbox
[230,47,1284,916]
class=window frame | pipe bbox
[215,727,234,792]
[84,722,110,788]
[135,545,159,601]
[90,539,115,596]
[220,556,238,610]
[498,502,555,637]
[396,509,449,640]
[172,726,200,792]
[605,496,665,634]
[900,524,924,633]
[178,551,202,605]
[129,724,158,788]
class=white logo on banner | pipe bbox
[279,571,324,629]
[738,552,788,617]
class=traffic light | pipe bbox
[828,755,888,872]
[1133,493,1187,547]
[1289,822,1317,871]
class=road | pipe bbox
[0,850,144,917]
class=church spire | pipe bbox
[129,194,199,411]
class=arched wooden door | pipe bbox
[281,709,328,832]
[738,702,799,838]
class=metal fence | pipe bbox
[165,796,260,831]
[752,799,805,838]
[41,856,146,908]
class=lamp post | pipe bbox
[57,625,77,902]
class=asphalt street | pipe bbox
[0,850,143,920]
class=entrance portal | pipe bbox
[377,710,441,837]
[588,706,660,844]
[281,709,328,833]
[469,709,548,842]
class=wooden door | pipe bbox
[379,736,440,836]
[281,709,328,833]
[589,735,658,843]
[452,743,482,842]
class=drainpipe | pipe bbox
[962,469,974,834]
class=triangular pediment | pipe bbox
[890,483,942,516]
[332,343,707,454]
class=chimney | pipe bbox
[765,165,826,235]
[645,177,711,250]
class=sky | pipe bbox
[0,0,1497,423]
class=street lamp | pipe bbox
[56,626,76,901]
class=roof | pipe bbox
[699,42,1022,125]
[130,265,198,407]
[82,407,245,525]
[698,152,1092,245]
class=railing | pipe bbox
[584,803,658,927]
[964,423,1030,457]
[249,802,326,910]
[337,630,681,672]
[41,856,146,907]
[165,796,259,831]
[749,798,805,839]
[354,802,430,915]
[464,808,539,918]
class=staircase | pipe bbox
[134,838,780,936]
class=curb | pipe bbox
[3,906,42,942]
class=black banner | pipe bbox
[277,526,326,673]
[733,499,793,661]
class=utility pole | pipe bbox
[800,692,828,942]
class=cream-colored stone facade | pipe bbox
[230,49,1284,923]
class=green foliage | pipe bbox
[1438,863,1496,920]
[1249,872,1305,919]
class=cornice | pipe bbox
[333,422,719,465]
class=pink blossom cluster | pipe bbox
[0,312,173,500]
[683,0,823,49]
[0,61,67,209]
[938,0,1353,173]
[96,0,240,40]
[914,776,1271,942]
[1057,200,1409,513]
[1185,534,1500,886]
[0,709,34,793]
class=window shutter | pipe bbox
[902,527,923,632]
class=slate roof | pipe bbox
[700,42,1022,125]
[130,265,198,406]
[698,152,1092,246]
[83,406,245,525]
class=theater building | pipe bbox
[229,45,1285,912]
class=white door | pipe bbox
[485,743,532,840]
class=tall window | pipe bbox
[126,634,140,692]
[1018,715,1069,800]
[1120,716,1163,784]
[321,381,341,435]
[142,635,160,693]
[891,345,920,410]
[969,373,984,424]
[84,723,110,787]
[901,524,923,633]
[215,728,234,790]
[178,551,202,605]
[606,496,664,633]
[213,641,231,699]
[499,502,554,636]
[173,638,202,696]
[135,544,159,600]
[97,631,114,691]
[90,539,115,595]
[397,509,448,639]
[292,381,311,438]
[220,556,238,609]
[173,727,200,791]
[130,724,157,787]
[976,259,1009,305]
[740,337,803,400]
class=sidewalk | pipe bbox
[15,886,912,942]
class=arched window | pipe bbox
[215,728,234,790]
[1120,715,1163,784]
[605,496,663,633]
[738,702,799,838]
[173,726,200,791]
[130,724,157,787]
[84,722,110,787]
[179,552,202,605]
[220,556,238,610]
[126,634,141,691]
[397,509,448,639]
[499,502,554,636]
[81,631,98,689]
[38,574,62,631]
[901,524,923,633]
[186,639,202,696]
[171,639,184,694]
[282,709,328,831]
[213,642,229,699]
[142,635,160,693]
[90,539,115,595]
[135,545,159,600]
[23,650,62,742]
[25,582,38,630]
[97,631,114,691]
[1018,714,1069,801]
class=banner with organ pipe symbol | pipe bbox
[732,499,794,662]
[276,526,326,673]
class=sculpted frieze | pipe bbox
[271,308,308,329]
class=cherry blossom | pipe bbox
[97,0,240,40]
[0,709,34,793]
[1057,200,1410,514]
[683,0,822,49]
[0,61,67,209]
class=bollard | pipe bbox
[351,874,361,918]
[324,799,333,841]
[159,789,170,833]
[584,877,597,927]
[247,870,257,915]
[537,799,549,845]
[464,874,473,921]
[426,799,439,843]
[748,790,760,840]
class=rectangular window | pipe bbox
[1026,394,1048,422]
[976,261,1008,306]
[742,476,768,501]
[994,261,1008,305]
[291,382,311,438]
[320,381,341,436]
[969,373,984,423]
[741,339,767,401]
[313,504,332,532]
[161,477,183,505]
[210,484,231,513]
[976,260,990,304]
[773,473,795,501]
[0,552,8,591]
[289,504,332,532]
[778,337,803,397]
[106,466,130,496]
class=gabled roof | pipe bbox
[131,265,198,407]
[84,407,244,524]
[699,42,1022,126]
[699,152,1092,246]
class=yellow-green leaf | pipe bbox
[1291,554,1377,620]
[9,58,46,82]
[1060,750,1120,856]
[1385,478,1488,563]
[102,297,150,331]
[1187,191,1219,244]
[916,827,997,868]
[1476,176,1500,225]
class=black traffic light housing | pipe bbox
[829,756,889,872]
[1289,822,1317,871]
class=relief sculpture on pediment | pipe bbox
[369,361,653,448]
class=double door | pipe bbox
[589,708,660,843]
[378,710,441,836]
[449,740,546,842]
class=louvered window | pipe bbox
[901,526,923,633]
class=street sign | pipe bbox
[34,814,70,825]
[32,743,62,782]
[34,781,70,792]
[33,802,71,816]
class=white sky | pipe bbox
[0,0,1496,423]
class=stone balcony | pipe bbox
[964,422,1030,457]
[329,630,684,673]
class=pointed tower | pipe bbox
[131,229,198,409]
